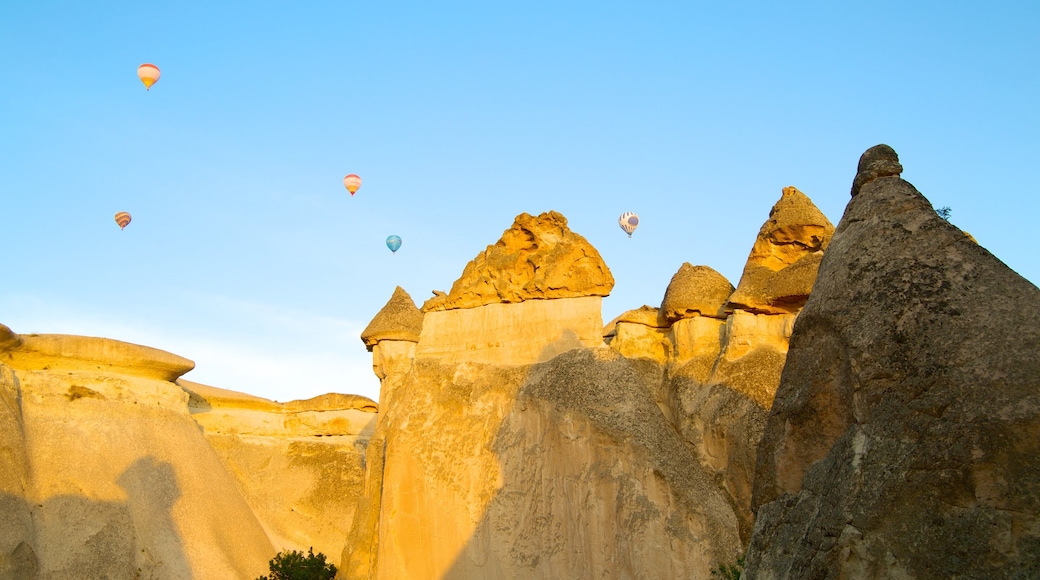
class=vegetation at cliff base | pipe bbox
[255,547,337,580]
[711,555,745,579]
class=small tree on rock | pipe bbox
[256,547,337,580]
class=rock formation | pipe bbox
[745,145,1040,577]
[726,185,834,315]
[0,327,272,579]
[416,211,612,367]
[344,191,838,577]
[661,263,734,323]
[600,187,832,545]
[360,286,424,350]
[0,325,373,579]
[422,210,614,312]
[184,381,376,568]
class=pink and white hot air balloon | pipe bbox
[343,174,362,196]
[137,64,160,91]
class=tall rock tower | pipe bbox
[745,145,1040,577]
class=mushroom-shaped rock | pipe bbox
[422,211,614,312]
[727,186,834,314]
[660,264,733,323]
[360,287,423,351]
[851,143,902,197]
[0,328,194,382]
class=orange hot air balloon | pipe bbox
[114,212,132,230]
[137,63,160,90]
[343,174,362,196]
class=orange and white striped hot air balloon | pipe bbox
[137,63,160,90]
[114,212,132,230]
[343,174,362,196]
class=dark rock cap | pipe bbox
[360,286,424,351]
[850,144,902,197]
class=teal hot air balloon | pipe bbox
[386,235,402,254]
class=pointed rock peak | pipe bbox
[851,144,902,197]
[744,186,834,272]
[361,286,423,351]
[423,210,614,312]
[727,186,835,314]
[660,263,733,323]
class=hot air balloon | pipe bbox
[618,212,639,237]
[386,235,402,254]
[137,64,160,91]
[114,211,132,230]
[343,174,362,196]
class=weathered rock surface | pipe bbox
[417,292,606,366]
[0,326,376,578]
[185,381,376,567]
[727,186,834,314]
[423,211,614,311]
[360,286,424,351]
[746,145,1040,578]
[0,331,272,579]
[343,350,742,579]
[660,264,733,322]
[0,362,35,579]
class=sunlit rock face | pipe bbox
[0,329,273,579]
[183,381,376,568]
[417,296,606,366]
[422,210,614,312]
[344,351,742,580]
[344,213,748,579]
[416,210,612,367]
[0,361,34,579]
[726,186,835,315]
[745,145,1040,578]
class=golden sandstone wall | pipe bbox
[0,325,374,579]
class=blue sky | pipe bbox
[3,1,1038,403]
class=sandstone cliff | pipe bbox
[0,325,372,579]
[345,196,836,577]
[0,327,272,579]
[745,145,1040,577]
[183,381,376,568]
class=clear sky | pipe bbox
[3,1,1038,403]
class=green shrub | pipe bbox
[936,206,952,220]
[711,555,745,580]
[256,547,337,580]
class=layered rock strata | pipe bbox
[745,145,1040,577]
